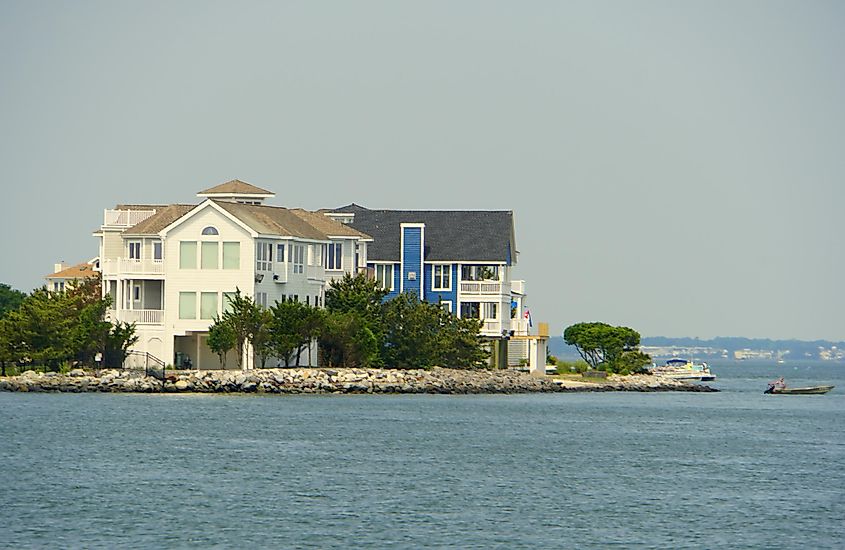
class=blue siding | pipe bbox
[423,264,458,312]
[368,262,401,301]
[402,227,422,296]
[506,242,512,266]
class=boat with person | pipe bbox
[649,358,716,382]
[764,377,834,395]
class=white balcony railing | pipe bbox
[460,281,503,295]
[109,309,164,325]
[101,258,164,276]
[103,209,157,228]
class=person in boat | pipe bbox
[765,377,786,393]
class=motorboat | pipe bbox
[649,358,716,382]
[764,385,834,395]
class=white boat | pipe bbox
[650,358,716,382]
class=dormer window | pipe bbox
[202,226,219,236]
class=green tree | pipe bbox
[0,283,26,319]
[269,300,324,367]
[253,309,274,369]
[325,272,386,365]
[381,294,488,370]
[207,317,236,367]
[103,321,139,368]
[219,289,263,370]
[319,311,379,368]
[563,322,650,374]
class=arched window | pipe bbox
[201,226,219,236]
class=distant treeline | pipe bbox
[549,335,845,359]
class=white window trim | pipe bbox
[128,241,142,261]
[439,300,452,313]
[431,263,452,291]
[374,263,395,291]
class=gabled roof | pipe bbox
[120,200,372,241]
[212,201,326,239]
[289,208,371,239]
[45,262,98,280]
[327,204,515,262]
[197,179,274,197]
[124,205,195,235]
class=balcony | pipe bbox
[460,281,503,295]
[101,258,164,276]
[481,319,503,335]
[108,309,164,325]
[103,209,157,228]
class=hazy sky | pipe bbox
[2,1,843,341]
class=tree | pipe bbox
[253,309,274,369]
[207,318,236,367]
[380,294,489,370]
[268,300,324,367]
[319,311,379,368]
[563,322,650,374]
[0,283,26,319]
[103,322,139,368]
[219,290,263,369]
[325,272,387,365]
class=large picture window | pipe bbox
[432,264,451,291]
[179,292,196,319]
[179,242,197,269]
[200,292,218,319]
[375,264,394,290]
[201,242,218,269]
[222,242,240,269]
[327,243,343,270]
[460,302,480,319]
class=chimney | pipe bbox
[54,261,67,273]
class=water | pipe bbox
[1,364,843,549]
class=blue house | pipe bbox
[323,204,529,340]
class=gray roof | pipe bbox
[327,204,515,263]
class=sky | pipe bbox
[1,1,843,341]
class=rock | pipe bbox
[174,380,189,391]
[69,369,86,377]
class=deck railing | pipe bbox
[101,258,164,276]
[110,309,164,325]
[460,282,503,295]
[103,209,157,227]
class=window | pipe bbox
[200,292,218,319]
[292,245,304,274]
[256,292,268,308]
[460,265,499,281]
[128,241,141,261]
[256,242,273,271]
[460,302,480,319]
[153,241,163,261]
[327,243,342,270]
[201,226,219,235]
[201,242,218,269]
[222,242,240,269]
[223,292,236,313]
[375,264,394,290]
[180,242,197,269]
[276,243,286,263]
[306,295,310,306]
[439,301,452,313]
[432,264,451,290]
[133,284,141,302]
[179,292,196,319]
[482,303,498,319]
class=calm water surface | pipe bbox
[1,363,843,549]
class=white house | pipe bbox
[94,180,372,370]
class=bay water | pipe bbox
[1,363,843,549]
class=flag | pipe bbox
[524,309,533,327]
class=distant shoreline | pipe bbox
[0,368,717,394]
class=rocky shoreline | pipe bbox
[0,367,717,394]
